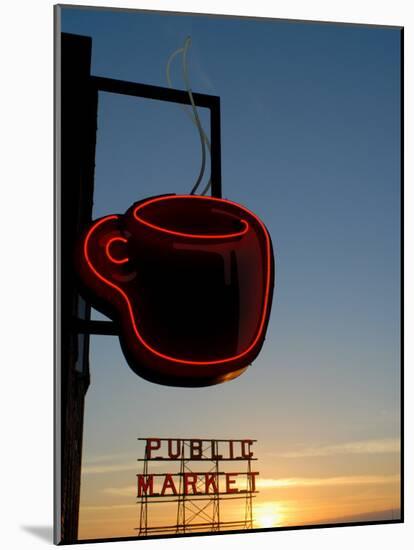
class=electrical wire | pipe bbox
[166,37,212,195]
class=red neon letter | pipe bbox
[146,438,161,459]
[184,473,201,495]
[137,474,154,497]
[190,440,203,459]
[161,474,178,496]
[225,473,239,494]
[241,440,254,458]
[168,439,181,459]
[205,473,218,494]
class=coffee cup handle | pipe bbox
[81,215,132,287]
[105,236,129,265]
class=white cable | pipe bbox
[166,37,212,195]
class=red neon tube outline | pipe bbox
[134,196,249,239]
[105,236,129,264]
[83,195,272,367]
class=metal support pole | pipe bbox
[57,32,97,544]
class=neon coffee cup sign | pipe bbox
[76,194,275,387]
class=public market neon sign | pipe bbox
[137,438,259,497]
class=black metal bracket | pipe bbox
[74,77,223,337]
[90,75,222,198]
[74,318,119,335]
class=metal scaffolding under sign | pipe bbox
[136,438,259,536]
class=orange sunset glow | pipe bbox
[78,434,400,540]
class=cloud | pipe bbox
[83,454,184,476]
[274,438,400,459]
[257,474,399,490]
[81,451,139,474]
[85,452,136,463]
[82,463,137,475]
[102,485,137,497]
[81,503,136,512]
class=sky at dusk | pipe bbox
[60,6,401,540]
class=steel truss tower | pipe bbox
[136,438,258,536]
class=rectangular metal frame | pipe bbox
[75,76,222,337]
